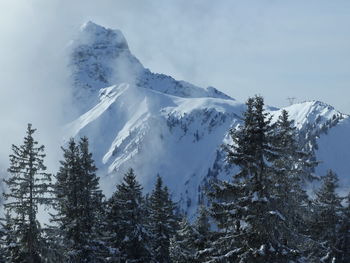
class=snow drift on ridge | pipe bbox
[66,22,350,217]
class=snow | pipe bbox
[67,23,350,217]
[68,71,350,218]
[80,21,128,49]
[270,100,346,130]
[70,21,233,115]
[315,118,350,194]
[65,84,129,138]
[23,21,350,218]
[269,210,286,221]
[65,78,244,216]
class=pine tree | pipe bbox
[338,192,350,262]
[169,218,196,263]
[147,175,178,263]
[106,168,151,263]
[271,109,316,258]
[273,110,318,181]
[192,206,212,263]
[0,213,17,263]
[78,137,107,259]
[51,137,106,263]
[209,96,298,262]
[2,124,53,263]
[0,221,4,263]
[308,170,343,262]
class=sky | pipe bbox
[0,0,349,170]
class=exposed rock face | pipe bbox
[67,22,350,217]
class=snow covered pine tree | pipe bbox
[147,175,178,263]
[169,217,196,263]
[270,109,318,260]
[308,170,344,262]
[50,137,106,263]
[338,191,350,262]
[106,168,151,262]
[2,124,53,263]
[209,96,303,262]
[192,205,212,262]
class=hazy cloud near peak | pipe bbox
[0,0,350,170]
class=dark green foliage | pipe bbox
[209,97,304,262]
[273,110,318,182]
[147,175,178,263]
[1,101,349,263]
[338,193,350,262]
[270,110,317,258]
[2,124,53,263]
[0,222,4,263]
[0,213,19,263]
[169,218,196,263]
[51,137,106,263]
[192,206,212,262]
[308,170,343,262]
[106,168,151,263]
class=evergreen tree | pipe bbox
[78,137,107,259]
[106,168,151,263]
[338,192,350,262]
[51,137,106,263]
[209,96,299,262]
[192,205,212,263]
[0,222,4,263]
[308,170,343,262]
[169,218,196,263]
[0,213,17,263]
[273,110,318,182]
[147,175,178,263]
[2,124,53,263]
[271,109,316,257]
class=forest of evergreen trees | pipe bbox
[0,96,350,263]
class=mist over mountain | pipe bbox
[1,1,350,258]
[63,22,350,217]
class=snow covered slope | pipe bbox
[65,82,244,216]
[67,22,350,217]
[70,21,231,114]
[271,101,349,188]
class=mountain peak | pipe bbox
[78,21,128,50]
[287,100,345,117]
[66,23,350,217]
[80,21,103,32]
[70,22,141,113]
[70,22,233,115]
[274,99,347,131]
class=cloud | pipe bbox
[0,0,349,173]
[0,1,72,171]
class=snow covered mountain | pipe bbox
[70,21,231,114]
[67,22,350,217]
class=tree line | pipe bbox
[0,96,349,263]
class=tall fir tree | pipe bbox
[2,124,53,263]
[106,168,151,263]
[147,175,178,263]
[0,213,17,263]
[51,137,106,263]
[192,205,212,263]
[78,137,107,258]
[209,96,299,262]
[270,109,317,258]
[338,192,350,262]
[0,221,4,263]
[169,218,196,263]
[308,170,343,263]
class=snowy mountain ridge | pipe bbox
[70,21,231,114]
[66,22,350,217]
